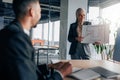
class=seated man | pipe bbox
[0,0,72,80]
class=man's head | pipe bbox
[76,8,85,25]
[13,0,41,28]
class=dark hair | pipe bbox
[12,0,39,18]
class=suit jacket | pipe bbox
[68,22,91,56]
[0,20,62,80]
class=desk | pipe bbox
[64,60,120,80]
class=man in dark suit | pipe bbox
[0,0,72,80]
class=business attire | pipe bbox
[0,20,62,80]
[68,22,91,59]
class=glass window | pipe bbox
[32,20,60,46]
[102,3,120,45]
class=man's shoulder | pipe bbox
[0,21,24,39]
[5,21,22,33]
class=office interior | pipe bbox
[0,0,120,64]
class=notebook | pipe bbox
[90,66,120,78]
[51,60,82,73]
[68,69,101,80]
[72,67,83,73]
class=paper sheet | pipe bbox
[81,24,109,43]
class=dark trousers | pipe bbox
[71,43,89,60]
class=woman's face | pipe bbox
[77,10,85,24]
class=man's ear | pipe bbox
[29,8,35,18]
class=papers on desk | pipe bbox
[68,66,120,80]
[81,24,109,43]
[72,67,83,73]
[90,66,120,78]
[68,69,100,80]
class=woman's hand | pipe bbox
[76,36,84,42]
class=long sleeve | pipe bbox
[1,32,38,80]
[68,24,77,43]
[0,21,63,80]
[37,64,63,80]
[5,33,63,80]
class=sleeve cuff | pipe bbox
[55,69,64,79]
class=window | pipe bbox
[32,21,60,46]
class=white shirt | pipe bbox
[23,29,30,36]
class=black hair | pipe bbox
[12,0,39,18]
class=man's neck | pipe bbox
[18,18,31,31]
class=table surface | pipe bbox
[62,60,120,80]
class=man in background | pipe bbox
[0,0,72,80]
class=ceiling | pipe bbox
[0,0,118,24]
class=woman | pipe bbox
[68,8,91,59]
